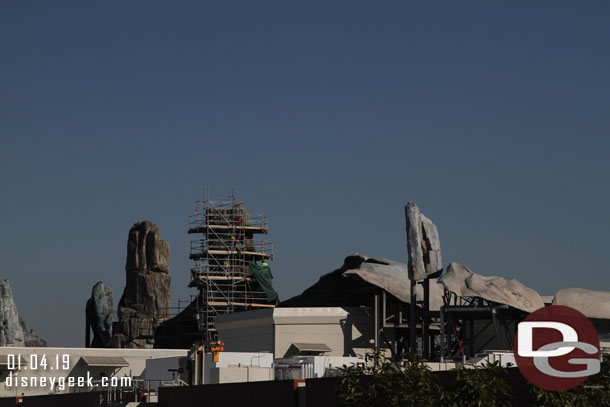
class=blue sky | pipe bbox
[1,1,609,346]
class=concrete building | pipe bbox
[274,355,362,380]
[0,347,187,397]
[215,307,378,359]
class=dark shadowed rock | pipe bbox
[114,221,171,348]
[85,281,118,348]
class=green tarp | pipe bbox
[249,261,279,304]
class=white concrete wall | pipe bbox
[216,307,376,359]
[0,347,187,397]
[275,356,362,379]
[201,352,274,384]
[208,352,273,368]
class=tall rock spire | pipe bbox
[113,220,171,348]
[0,280,25,347]
[85,281,118,348]
[0,280,46,347]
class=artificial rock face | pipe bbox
[114,221,171,348]
[20,317,47,347]
[0,280,25,346]
[438,262,545,313]
[552,288,610,320]
[404,202,443,281]
[0,280,46,347]
[85,281,118,348]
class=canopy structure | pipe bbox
[290,343,332,355]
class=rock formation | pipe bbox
[0,280,46,347]
[280,253,445,311]
[0,280,25,346]
[438,262,545,313]
[113,220,170,348]
[85,281,118,348]
[553,288,610,320]
[404,202,443,281]
[20,318,47,347]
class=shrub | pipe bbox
[529,353,610,407]
[337,348,442,407]
[443,361,512,407]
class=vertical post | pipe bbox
[382,291,386,328]
[296,380,307,407]
[423,278,430,358]
[469,319,475,357]
[374,293,379,347]
[409,279,417,354]
[491,309,502,349]
[193,349,198,385]
[440,306,445,363]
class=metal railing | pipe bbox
[190,239,273,259]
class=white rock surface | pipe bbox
[438,262,545,313]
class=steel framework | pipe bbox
[438,290,525,360]
[188,191,275,342]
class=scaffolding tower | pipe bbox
[188,191,275,343]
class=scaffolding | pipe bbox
[188,191,275,343]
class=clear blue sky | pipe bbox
[1,1,609,347]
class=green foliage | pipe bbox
[337,349,512,407]
[444,361,512,407]
[337,348,442,407]
[530,388,585,407]
[337,350,610,406]
[529,353,610,407]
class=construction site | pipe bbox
[5,191,610,406]
[5,0,608,405]
[187,192,278,342]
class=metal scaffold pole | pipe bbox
[187,189,276,343]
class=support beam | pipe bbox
[491,310,502,349]
[423,278,430,358]
[440,306,445,362]
[469,319,475,357]
[410,279,417,354]
[374,293,379,347]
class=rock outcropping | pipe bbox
[113,221,170,348]
[438,262,545,313]
[20,318,47,347]
[85,281,118,348]
[405,202,443,281]
[0,280,25,346]
[553,288,610,320]
[280,253,446,310]
[0,280,46,347]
